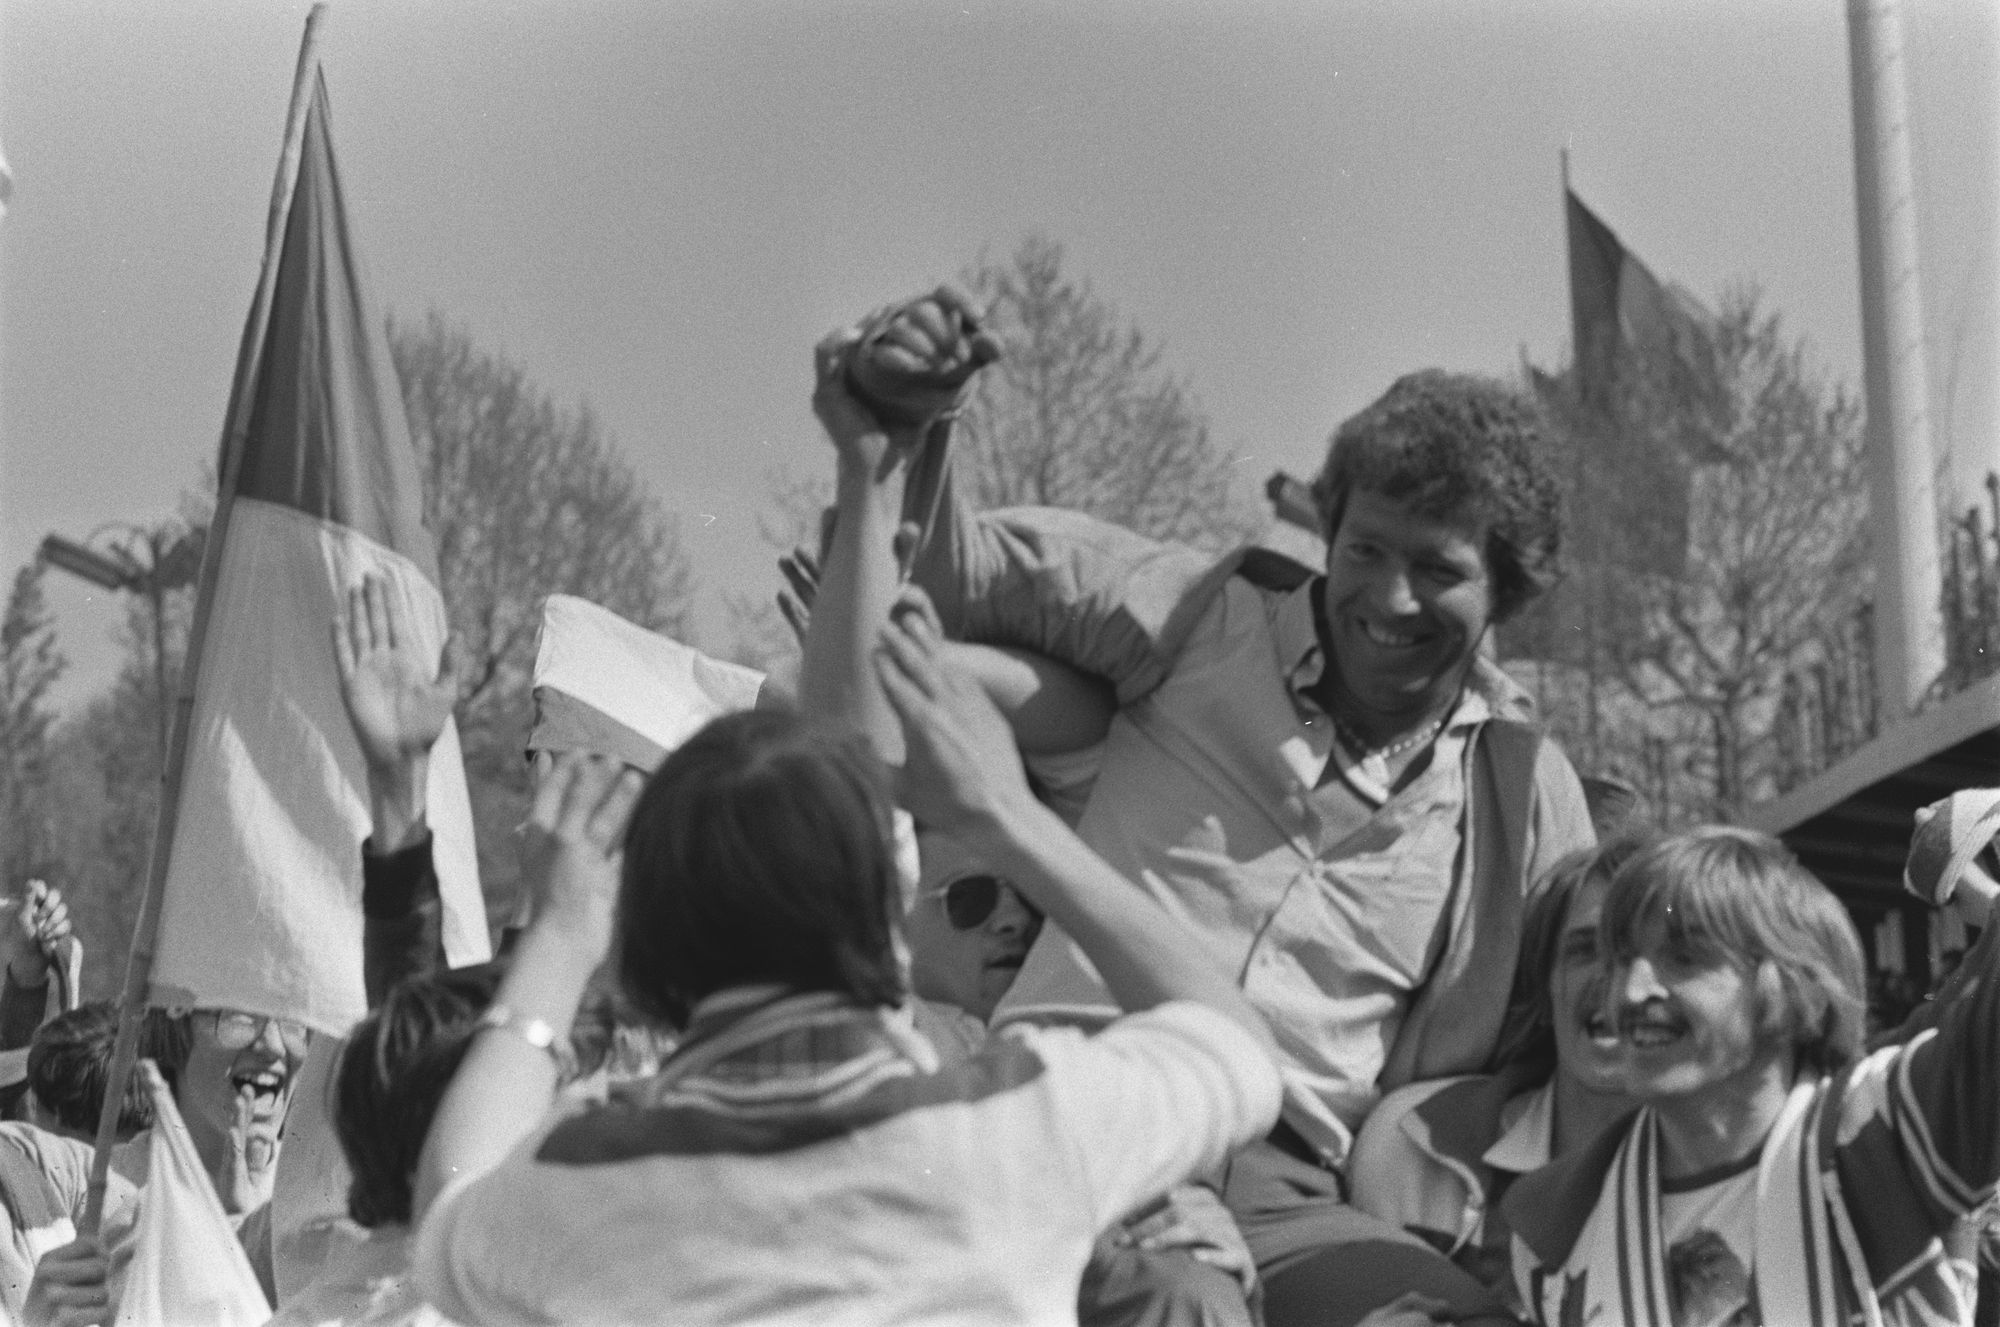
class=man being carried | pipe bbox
[841,289,1596,1324]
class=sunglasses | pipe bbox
[924,873,1008,931]
[205,1010,311,1056]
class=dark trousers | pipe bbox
[1220,1137,1511,1327]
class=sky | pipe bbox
[3,0,1996,713]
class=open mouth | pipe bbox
[232,1068,288,1117]
[1593,1004,1688,1050]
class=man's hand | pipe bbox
[516,753,645,952]
[1118,1184,1257,1297]
[845,285,1001,429]
[332,575,461,776]
[814,328,914,481]
[4,880,70,987]
[23,1235,112,1327]
[874,593,1034,838]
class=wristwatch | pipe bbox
[475,1003,567,1070]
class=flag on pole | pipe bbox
[527,594,765,771]
[148,72,488,1034]
[1566,188,1717,415]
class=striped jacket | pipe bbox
[1503,916,2000,1326]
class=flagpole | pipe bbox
[82,3,329,1234]
[1560,148,1605,770]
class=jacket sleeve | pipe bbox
[905,476,1235,707]
[362,831,447,1009]
[1888,902,2000,1219]
[1525,738,1597,892]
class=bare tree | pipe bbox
[390,313,697,908]
[956,236,1264,551]
[0,562,66,893]
[1526,286,1869,822]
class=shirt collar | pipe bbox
[1482,1080,1556,1176]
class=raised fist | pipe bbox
[845,286,1002,430]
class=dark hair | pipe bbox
[333,964,501,1228]
[27,1003,186,1140]
[1492,831,1658,1083]
[618,709,906,1028]
[1310,370,1563,622]
[1603,827,1867,1078]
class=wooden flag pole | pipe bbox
[82,3,329,1234]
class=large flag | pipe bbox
[1497,191,1722,663]
[1564,189,1727,575]
[149,72,488,1033]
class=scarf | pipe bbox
[1531,1082,1882,1327]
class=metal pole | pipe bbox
[1847,0,1947,718]
[147,537,171,777]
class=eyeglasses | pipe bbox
[924,873,1008,931]
[204,1010,311,1056]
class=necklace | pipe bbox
[1332,714,1444,763]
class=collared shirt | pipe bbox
[993,574,1535,1168]
[1482,1081,1556,1179]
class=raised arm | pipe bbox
[876,607,1271,1056]
[786,542,1112,758]
[412,754,642,1221]
[332,575,462,1002]
[796,327,920,761]
[1892,865,2000,1217]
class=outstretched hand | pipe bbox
[332,575,461,776]
[517,752,646,950]
[874,595,1032,839]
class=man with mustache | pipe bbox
[1504,824,2000,1327]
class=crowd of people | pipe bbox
[0,288,1995,1326]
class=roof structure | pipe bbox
[1745,671,2000,902]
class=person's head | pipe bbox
[1496,832,1658,1095]
[1310,372,1562,720]
[1595,827,1866,1104]
[618,709,906,1028]
[25,1003,187,1143]
[335,965,501,1228]
[904,828,1043,1024]
[174,1005,311,1181]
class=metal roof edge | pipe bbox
[1744,671,2000,836]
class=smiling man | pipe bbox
[874,316,1597,1325]
[1505,827,2000,1327]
